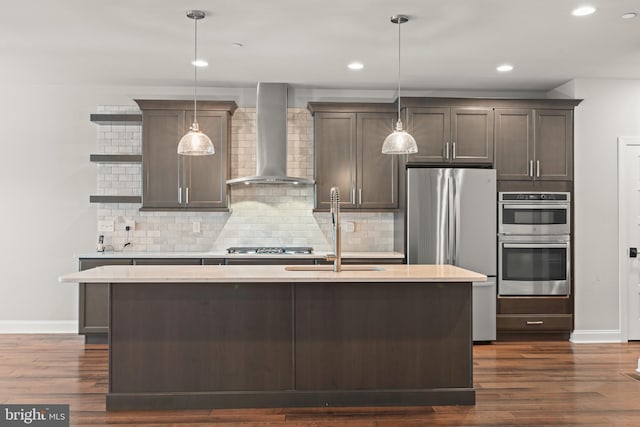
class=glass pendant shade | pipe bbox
[382,119,418,154]
[177,121,214,155]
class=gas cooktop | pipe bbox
[226,247,314,255]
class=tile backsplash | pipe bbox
[94,105,394,253]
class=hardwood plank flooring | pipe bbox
[2,334,640,426]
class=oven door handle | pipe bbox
[501,204,568,210]
[502,243,568,249]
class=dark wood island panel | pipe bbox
[107,280,474,411]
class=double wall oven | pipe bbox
[498,192,571,296]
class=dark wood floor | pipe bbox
[2,335,640,426]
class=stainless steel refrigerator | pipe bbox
[406,167,496,341]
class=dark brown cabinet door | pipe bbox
[451,107,494,164]
[78,258,133,336]
[535,110,573,181]
[314,111,398,210]
[406,107,450,163]
[406,107,493,164]
[495,109,534,180]
[314,112,358,210]
[137,100,235,210]
[495,108,572,183]
[142,109,184,208]
[183,111,229,208]
[357,113,398,210]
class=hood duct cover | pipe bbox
[226,83,314,185]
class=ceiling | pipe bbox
[2,0,639,92]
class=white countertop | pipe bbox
[75,251,405,260]
[59,264,486,284]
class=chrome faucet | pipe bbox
[326,187,342,272]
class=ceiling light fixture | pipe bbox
[622,12,637,19]
[571,6,596,16]
[348,62,364,70]
[177,10,214,156]
[192,59,208,67]
[497,64,514,72]
[382,14,417,155]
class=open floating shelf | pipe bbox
[90,154,142,163]
[89,195,142,204]
[90,113,142,125]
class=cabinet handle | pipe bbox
[536,160,540,178]
[529,160,534,178]
[526,320,544,325]
[352,188,356,204]
[452,141,456,159]
[185,187,189,204]
[178,187,182,204]
[358,188,362,205]
[444,142,450,160]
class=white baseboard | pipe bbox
[570,329,624,343]
[0,321,77,334]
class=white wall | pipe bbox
[554,79,640,342]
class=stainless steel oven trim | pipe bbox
[498,191,571,203]
[503,243,568,249]
[500,203,569,210]
[498,235,571,296]
[499,198,570,236]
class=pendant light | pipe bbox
[177,10,214,156]
[382,15,418,155]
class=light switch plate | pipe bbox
[193,222,201,233]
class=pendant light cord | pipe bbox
[397,19,401,122]
[193,15,198,124]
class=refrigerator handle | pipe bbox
[451,175,458,265]
[448,175,455,265]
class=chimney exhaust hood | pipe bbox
[226,83,315,185]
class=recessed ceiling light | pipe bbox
[622,12,637,19]
[232,42,244,48]
[192,59,208,67]
[348,62,364,70]
[496,64,514,72]
[572,6,596,16]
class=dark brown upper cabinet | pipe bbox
[135,100,236,210]
[403,105,494,165]
[495,108,573,182]
[308,103,399,211]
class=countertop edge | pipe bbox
[59,264,486,284]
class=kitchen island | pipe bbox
[59,264,485,411]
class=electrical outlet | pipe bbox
[124,219,135,231]
[98,220,114,232]
[193,222,201,233]
[341,221,355,232]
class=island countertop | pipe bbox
[59,264,486,284]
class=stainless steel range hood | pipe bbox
[226,83,314,185]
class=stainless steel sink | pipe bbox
[284,265,384,272]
